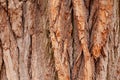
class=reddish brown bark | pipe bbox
[0,0,119,80]
[48,0,72,79]
[72,0,92,80]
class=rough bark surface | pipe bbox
[0,0,119,80]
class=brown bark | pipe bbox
[72,0,92,80]
[48,0,72,80]
[0,0,119,80]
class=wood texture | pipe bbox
[0,0,119,80]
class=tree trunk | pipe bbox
[0,0,119,80]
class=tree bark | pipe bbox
[0,0,119,80]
